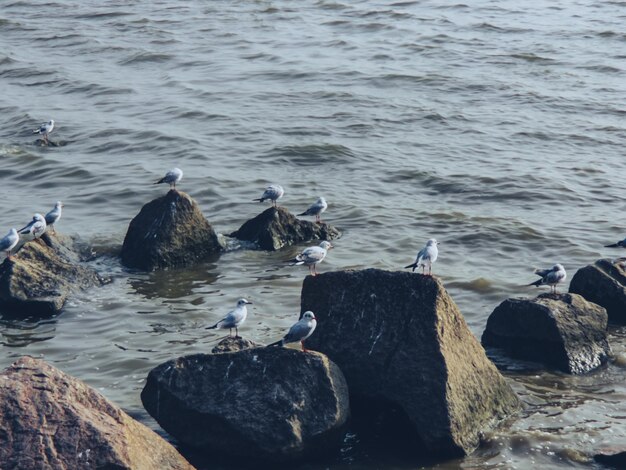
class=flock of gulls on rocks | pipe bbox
[12,120,626,351]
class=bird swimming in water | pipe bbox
[33,120,54,144]
[529,264,566,294]
[298,197,328,223]
[0,229,19,260]
[205,298,253,338]
[267,311,317,352]
[253,184,284,207]
[154,168,183,190]
[405,238,439,275]
[44,201,63,234]
[287,241,333,276]
[18,214,47,241]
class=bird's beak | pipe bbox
[328,244,334,249]
[246,301,253,305]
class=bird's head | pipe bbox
[553,264,564,271]
[237,298,253,307]
[56,201,64,209]
[427,238,439,246]
[34,213,45,222]
[303,311,316,321]
[319,241,333,250]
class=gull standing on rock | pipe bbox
[529,264,566,294]
[267,311,317,352]
[287,241,333,276]
[405,238,439,275]
[206,298,253,338]
[298,197,328,223]
[154,168,183,190]
[44,201,63,234]
[253,184,284,207]
[18,214,47,241]
[33,119,54,144]
[0,229,19,260]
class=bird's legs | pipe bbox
[301,341,308,353]
[235,327,241,339]
[229,328,233,337]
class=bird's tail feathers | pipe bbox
[404,263,417,271]
[253,198,264,202]
[528,279,543,287]
[297,211,307,216]
[205,324,218,330]
[605,243,620,248]
[154,177,165,185]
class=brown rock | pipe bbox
[211,336,262,353]
[0,356,194,470]
[300,268,520,456]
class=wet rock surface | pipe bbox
[300,268,520,456]
[121,189,222,271]
[482,293,610,374]
[229,206,340,251]
[0,356,194,470]
[0,233,104,316]
[569,258,626,324]
[141,348,349,463]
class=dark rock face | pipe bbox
[0,356,194,470]
[594,447,626,467]
[121,190,222,271]
[141,348,349,463]
[569,258,626,324]
[0,234,104,315]
[211,336,262,353]
[300,268,520,456]
[229,206,340,251]
[482,293,610,374]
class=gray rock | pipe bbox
[0,233,104,315]
[229,206,340,251]
[0,356,194,470]
[569,258,626,324]
[141,348,349,463]
[121,189,222,271]
[300,268,520,456]
[482,293,610,374]
[211,336,262,353]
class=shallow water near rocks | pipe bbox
[1,0,626,468]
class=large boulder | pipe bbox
[300,268,520,456]
[481,293,610,374]
[569,258,626,324]
[229,206,340,251]
[141,348,349,463]
[121,189,222,270]
[594,447,626,467]
[0,233,104,315]
[0,356,193,470]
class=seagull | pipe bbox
[154,168,183,189]
[205,298,253,338]
[44,201,63,234]
[18,213,47,241]
[267,311,317,352]
[253,184,284,207]
[605,238,626,248]
[33,119,54,144]
[405,238,439,275]
[298,197,328,223]
[286,241,333,276]
[529,264,567,294]
[0,229,19,260]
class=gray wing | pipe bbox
[416,247,427,263]
[18,220,35,234]
[300,247,325,264]
[284,319,311,343]
[534,268,551,278]
[0,235,12,251]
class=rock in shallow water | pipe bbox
[229,206,340,251]
[482,293,610,374]
[141,348,349,463]
[121,189,222,271]
[569,258,626,324]
[0,356,193,470]
[300,268,520,456]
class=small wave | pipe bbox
[119,52,174,65]
[509,53,555,63]
[263,143,355,166]
[74,11,132,19]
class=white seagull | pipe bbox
[298,197,328,223]
[154,168,183,189]
[44,201,63,234]
[33,120,54,144]
[0,229,19,260]
[287,240,333,276]
[605,238,626,248]
[267,311,317,352]
[18,213,47,241]
[529,264,566,294]
[253,184,284,207]
[206,298,253,338]
[405,238,439,275]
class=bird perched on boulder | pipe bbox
[405,238,439,275]
[154,168,183,190]
[18,213,47,241]
[33,119,54,144]
[298,197,328,223]
[0,229,19,260]
[206,298,252,338]
[605,237,626,248]
[287,241,333,276]
[529,264,566,294]
[253,184,284,207]
[44,201,63,234]
[267,311,317,352]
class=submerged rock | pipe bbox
[121,189,222,271]
[141,348,349,463]
[0,233,104,315]
[300,268,520,456]
[482,293,610,374]
[0,356,193,470]
[569,258,626,324]
[229,206,340,251]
